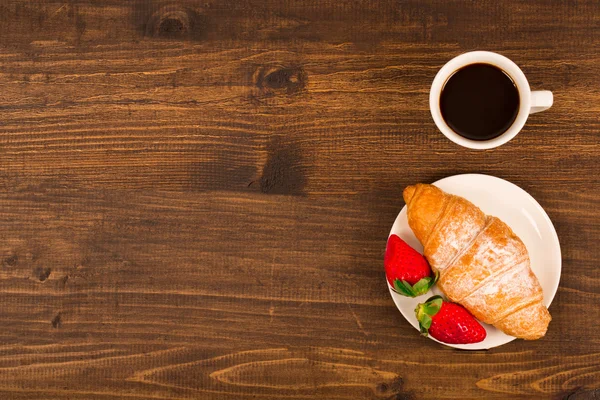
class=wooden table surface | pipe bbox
[1,1,599,399]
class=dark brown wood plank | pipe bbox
[1,0,600,399]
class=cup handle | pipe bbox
[530,90,553,114]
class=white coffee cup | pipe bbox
[430,51,553,150]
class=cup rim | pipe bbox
[430,51,531,150]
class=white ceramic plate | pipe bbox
[388,174,561,350]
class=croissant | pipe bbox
[403,183,551,340]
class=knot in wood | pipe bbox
[146,5,197,39]
[3,253,18,267]
[256,66,307,94]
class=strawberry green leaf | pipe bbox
[422,301,441,316]
[420,314,432,330]
[392,274,438,298]
[411,270,440,296]
[412,277,435,296]
[393,279,415,297]
[401,280,415,294]
[425,297,443,314]
[432,269,440,285]
[415,295,446,337]
[412,277,430,292]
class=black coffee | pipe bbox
[440,63,520,141]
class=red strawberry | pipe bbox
[415,296,486,344]
[385,234,437,297]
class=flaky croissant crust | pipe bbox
[403,184,550,340]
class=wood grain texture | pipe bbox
[0,0,599,399]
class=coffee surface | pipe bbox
[440,63,520,141]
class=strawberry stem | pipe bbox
[415,295,444,336]
[391,270,438,298]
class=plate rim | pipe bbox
[387,173,562,350]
